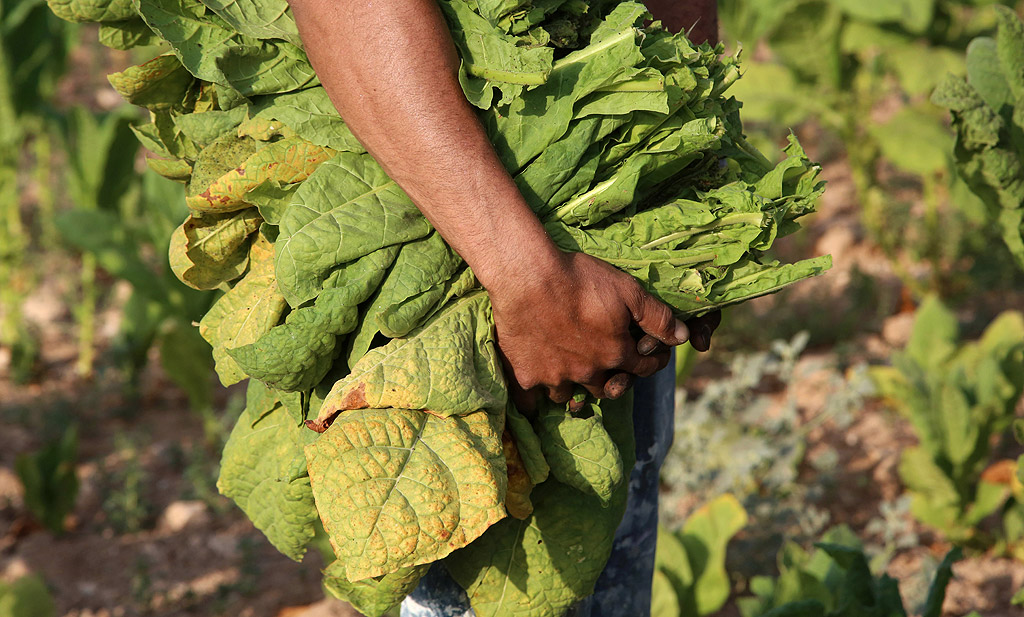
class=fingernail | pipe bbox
[674,320,689,344]
[638,336,659,356]
[699,324,712,350]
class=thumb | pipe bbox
[628,287,688,346]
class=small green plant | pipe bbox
[14,425,78,534]
[933,6,1024,270]
[870,295,1024,547]
[652,494,748,617]
[102,433,152,534]
[738,526,961,617]
[0,573,56,617]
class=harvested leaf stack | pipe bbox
[933,6,1024,270]
[49,0,830,615]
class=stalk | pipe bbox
[76,252,97,377]
[33,126,58,250]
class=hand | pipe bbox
[489,251,689,410]
[636,310,722,355]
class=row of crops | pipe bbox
[1,0,1024,615]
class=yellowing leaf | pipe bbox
[323,561,428,617]
[107,54,194,111]
[169,209,261,290]
[200,235,287,386]
[306,408,506,581]
[313,292,506,428]
[187,137,333,213]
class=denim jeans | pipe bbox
[401,356,676,617]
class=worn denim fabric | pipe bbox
[401,355,676,617]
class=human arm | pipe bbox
[287,0,697,404]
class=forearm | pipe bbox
[646,0,717,43]
[288,0,561,292]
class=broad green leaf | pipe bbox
[651,570,681,617]
[967,37,1010,113]
[109,54,194,112]
[306,408,506,580]
[485,2,648,169]
[229,246,398,392]
[536,401,623,504]
[275,152,432,306]
[48,0,135,22]
[314,291,506,428]
[447,395,635,617]
[146,156,192,182]
[680,494,748,615]
[654,527,694,614]
[134,0,317,97]
[0,574,55,617]
[441,0,553,108]
[347,231,463,363]
[187,137,333,213]
[245,179,297,225]
[172,107,246,148]
[323,561,428,617]
[218,380,319,561]
[98,18,160,49]
[169,208,261,290]
[906,295,958,369]
[868,107,952,176]
[995,6,1024,105]
[252,88,366,153]
[188,132,263,198]
[199,0,300,46]
[199,235,287,386]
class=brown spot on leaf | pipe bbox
[338,382,369,410]
[304,413,338,434]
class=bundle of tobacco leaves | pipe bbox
[49,1,830,615]
[933,6,1024,270]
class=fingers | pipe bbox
[626,286,688,346]
[687,310,723,352]
[546,382,573,405]
[603,372,634,399]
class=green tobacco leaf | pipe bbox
[537,401,623,504]
[173,107,246,148]
[146,157,192,182]
[0,574,56,617]
[108,54,194,112]
[906,295,958,370]
[199,0,300,46]
[244,180,297,225]
[135,0,317,98]
[868,107,952,176]
[323,561,428,617]
[199,235,287,386]
[655,526,694,613]
[169,208,262,290]
[347,231,463,362]
[48,0,136,22]
[218,380,319,561]
[229,246,397,392]
[966,37,1010,112]
[314,292,506,428]
[447,395,635,617]
[187,137,333,213]
[188,132,263,198]
[306,408,506,581]
[252,88,365,153]
[98,18,160,49]
[651,569,681,617]
[995,6,1024,105]
[441,0,553,108]
[505,403,548,485]
[275,152,432,306]
[485,2,648,169]
[680,494,748,615]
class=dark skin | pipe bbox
[287,0,721,408]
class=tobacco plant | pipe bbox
[870,296,1024,548]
